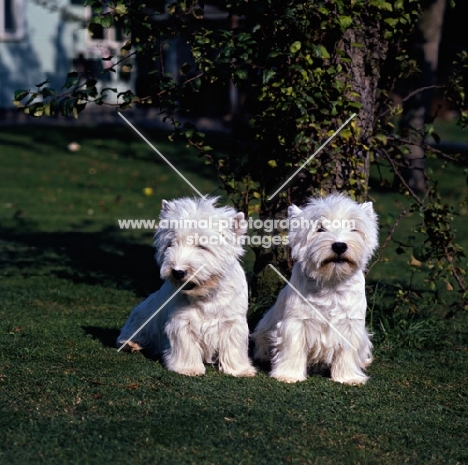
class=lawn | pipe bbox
[1,125,467,464]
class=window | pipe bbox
[0,0,24,41]
[85,5,125,49]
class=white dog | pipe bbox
[117,196,256,378]
[252,194,378,384]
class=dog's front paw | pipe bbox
[173,366,206,377]
[271,374,306,383]
[333,375,369,385]
[166,363,206,376]
[220,365,257,377]
[118,340,143,352]
[235,366,257,378]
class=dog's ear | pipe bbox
[232,212,248,236]
[360,202,375,217]
[288,204,302,218]
[161,199,171,211]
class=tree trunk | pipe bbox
[399,0,446,192]
[337,19,388,201]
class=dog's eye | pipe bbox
[197,244,208,250]
[317,227,326,232]
[351,229,358,232]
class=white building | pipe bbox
[0,0,132,108]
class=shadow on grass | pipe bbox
[81,326,161,363]
[82,326,121,349]
[0,221,163,297]
[253,359,332,380]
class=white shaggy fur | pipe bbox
[252,194,378,385]
[117,196,256,378]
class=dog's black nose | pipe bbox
[172,269,187,280]
[332,242,347,255]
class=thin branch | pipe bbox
[380,148,425,206]
[386,135,461,162]
[367,204,409,274]
[443,246,467,292]
[379,85,443,118]
[104,50,138,71]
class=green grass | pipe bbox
[1,126,468,464]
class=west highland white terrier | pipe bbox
[118,196,256,378]
[252,194,378,384]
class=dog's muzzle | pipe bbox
[322,242,353,266]
[331,242,347,255]
[171,268,197,290]
[172,269,187,280]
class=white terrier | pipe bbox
[252,194,378,384]
[118,196,256,378]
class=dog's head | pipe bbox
[153,196,247,298]
[288,194,379,284]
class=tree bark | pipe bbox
[399,0,447,192]
[337,20,388,201]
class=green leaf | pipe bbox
[114,3,127,15]
[120,41,132,56]
[33,105,44,117]
[289,41,302,54]
[370,0,393,10]
[64,72,79,89]
[384,30,393,40]
[268,50,282,59]
[374,133,387,144]
[27,103,44,117]
[41,87,57,98]
[14,90,29,101]
[59,98,76,117]
[262,70,276,85]
[35,79,50,88]
[338,16,353,30]
[384,18,399,27]
[383,2,393,11]
[312,45,330,59]
[117,90,135,104]
[234,69,248,81]
[318,45,330,59]
[100,14,113,28]
[44,100,57,116]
